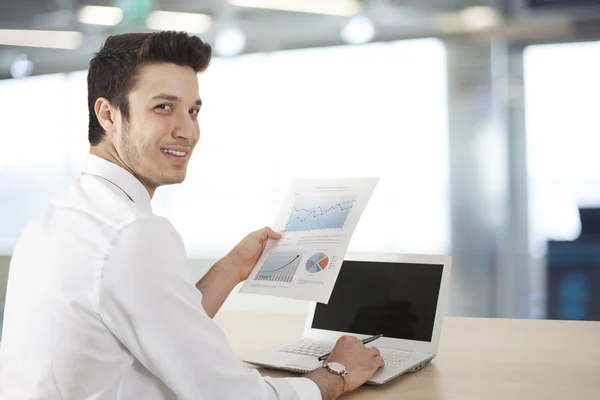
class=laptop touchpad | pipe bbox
[285,356,322,371]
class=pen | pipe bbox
[317,333,384,361]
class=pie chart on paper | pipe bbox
[306,253,329,273]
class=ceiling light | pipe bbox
[340,16,375,44]
[459,7,502,32]
[215,28,247,57]
[77,5,123,26]
[435,13,463,34]
[10,54,34,78]
[227,0,360,16]
[146,11,212,34]
[0,29,82,49]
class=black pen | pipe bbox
[317,334,383,361]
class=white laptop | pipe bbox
[244,252,452,385]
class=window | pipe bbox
[0,74,80,254]
[0,39,449,260]
[524,41,600,253]
[153,39,450,258]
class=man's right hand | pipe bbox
[325,335,385,392]
[307,335,385,399]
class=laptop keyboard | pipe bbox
[279,339,421,368]
[280,340,333,358]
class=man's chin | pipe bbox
[161,176,186,186]
[154,172,187,187]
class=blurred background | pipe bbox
[1,0,599,331]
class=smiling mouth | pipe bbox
[161,148,188,157]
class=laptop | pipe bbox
[243,252,452,384]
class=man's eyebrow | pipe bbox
[151,94,202,106]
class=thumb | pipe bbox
[260,226,282,240]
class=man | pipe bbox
[0,31,383,399]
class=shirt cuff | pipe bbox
[283,377,322,400]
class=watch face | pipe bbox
[327,362,346,374]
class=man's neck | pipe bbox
[89,145,156,199]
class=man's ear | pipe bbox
[94,97,117,137]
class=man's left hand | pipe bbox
[226,227,282,283]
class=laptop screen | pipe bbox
[311,260,444,342]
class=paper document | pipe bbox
[239,177,379,303]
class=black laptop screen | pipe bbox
[311,260,444,342]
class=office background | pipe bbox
[1,0,599,332]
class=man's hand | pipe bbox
[225,227,282,283]
[326,335,384,392]
[307,335,384,399]
[196,227,281,317]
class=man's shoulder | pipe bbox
[20,175,184,259]
[53,174,157,231]
[110,216,183,250]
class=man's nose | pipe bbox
[173,112,198,140]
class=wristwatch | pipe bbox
[322,362,350,394]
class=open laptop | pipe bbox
[243,252,452,384]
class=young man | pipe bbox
[0,32,383,399]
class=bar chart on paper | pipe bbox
[254,252,302,283]
[285,197,356,232]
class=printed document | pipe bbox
[239,177,379,303]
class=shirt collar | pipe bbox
[82,154,152,211]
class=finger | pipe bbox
[368,347,381,357]
[261,226,282,240]
[374,355,385,368]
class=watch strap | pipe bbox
[341,370,350,394]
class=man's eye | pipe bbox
[189,109,200,116]
[156,104,172,111]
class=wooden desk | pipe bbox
[215,312,600,400]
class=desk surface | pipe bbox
[215,312,600,400]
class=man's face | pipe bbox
[114,63,201,190]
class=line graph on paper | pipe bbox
[285,197,356,232]
[254,252,303,283]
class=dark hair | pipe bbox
[87,31,212,145]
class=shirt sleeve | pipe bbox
[97,217,321,400]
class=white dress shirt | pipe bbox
[0,154,321,400]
